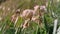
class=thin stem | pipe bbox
[53,19,58,34]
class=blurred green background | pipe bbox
[0,0,60,34]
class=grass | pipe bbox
[0,0,60,34]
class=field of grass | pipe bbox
[0,0,60,34]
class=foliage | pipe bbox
[0,0,60,34]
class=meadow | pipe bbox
[0,0,60,34]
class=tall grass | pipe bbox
[0,0,60,34]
